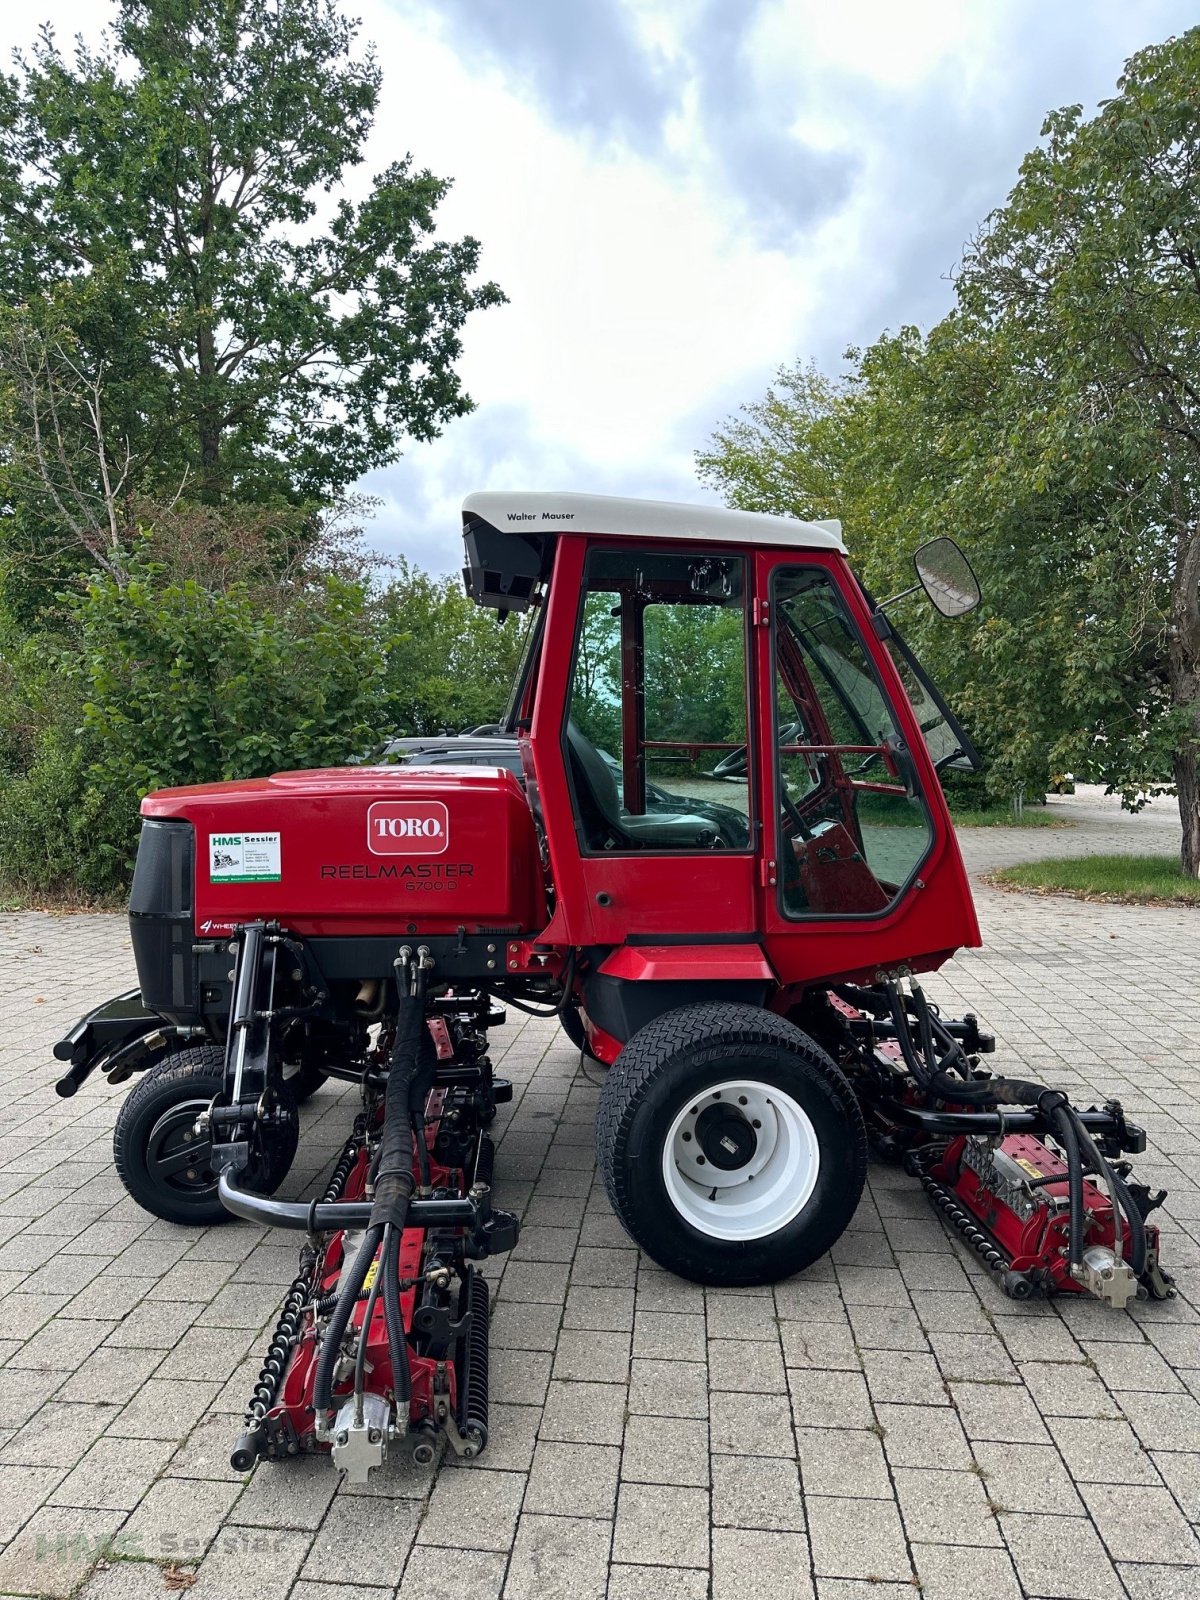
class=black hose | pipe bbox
[382,1223,411,1403]
[366,959,427,1408]
[412,1112,432,1191]
[887,983,1146,1284]
[890,985,1045,1109]
[353,1227,388,1420]
[1111,1171,1149,1277]
[1074,1120,1147,1276]
[1048,1103,1085,1270]
[313,1223,383,1419]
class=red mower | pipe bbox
[55,492,1172,1481]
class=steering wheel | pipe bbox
[711,720,804,780]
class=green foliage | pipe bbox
[376,561,530,738]
[0,611,122,896]
[80,560,386,800]
[700,27,1200,870]
[0,551,388,895]
[0,0,503,520]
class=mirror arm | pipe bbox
[875,583,922,613]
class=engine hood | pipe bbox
[139,765,543,938]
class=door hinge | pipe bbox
[759,858,777,888]
[753,598,770,626]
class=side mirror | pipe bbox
[913,537,981,618]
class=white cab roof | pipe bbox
[462,491,845,552]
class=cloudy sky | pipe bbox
[4,1,1196,571]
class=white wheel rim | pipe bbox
[661,1078,821,1242]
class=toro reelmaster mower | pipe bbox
[55,491,1172,1481]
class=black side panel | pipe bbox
[129,819,198,1022]
[583,973,770,1046]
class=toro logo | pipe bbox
[367,800,449,857]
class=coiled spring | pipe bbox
[242,1117,367,1428]
[921,1171,1007,1275]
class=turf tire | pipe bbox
[596,1002,867,1286]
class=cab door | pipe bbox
[530,535,761,948]
[752,550,976,984]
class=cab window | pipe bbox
[565,548,752,853]
[773,566,932,916]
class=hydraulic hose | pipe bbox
[1074,1119,1147,1276]
[353,1225,389,1424]
[1111,1171,1149,1277]
[889,983,1094,1274]
[382,1223,411,1404]
[1046,1101,1085,1271]
[886,982,1148,1283]
[366,956,428,1407]
[920,993,1046,1105]
[313,1223,383,1420]
[888,985,1045,1108]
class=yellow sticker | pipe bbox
[1015,1157,1045,1180]
[363,1259,378,1290]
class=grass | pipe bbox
[950,806,1065,829]
[990,853,1200,907]
[0,879,124,913]
[855,793,1067,829]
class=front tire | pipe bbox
[596,1003,867,1286]
[113,1046,299,1225]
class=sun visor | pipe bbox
[461,516,552,613]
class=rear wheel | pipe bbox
[597,1003,867,1285]
[113,1046,299,1225]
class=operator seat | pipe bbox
[565,721,723,850]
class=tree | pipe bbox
[0,0,503,527]
[377,562,530,738]
[700,28,1200,868]
[956,27,1200,873]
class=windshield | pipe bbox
[499,605,545,732]
[883,627,980,773]
[784,597,979,775]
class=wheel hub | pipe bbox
[146,1099,215,1195]
[694,1103,757,1170]
[662,1078,821,1242]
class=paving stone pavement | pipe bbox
[0,788,1197,1599]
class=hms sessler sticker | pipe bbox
[209,832,281,883]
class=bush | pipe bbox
[0,555,390,898]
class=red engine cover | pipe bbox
[141,766,543,937]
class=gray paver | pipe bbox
[796,1427,891,1499]
[523,1439,620,1517]
[711,1527,813,1598]
[504,1512,611,1600]
[1002,1510,1125,1599]
[614,1482,710,1568]
[398,1547,507,1600]
[301,1495,421,1584]
[621,1412,710,1486]
[807,1493,913,1581]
